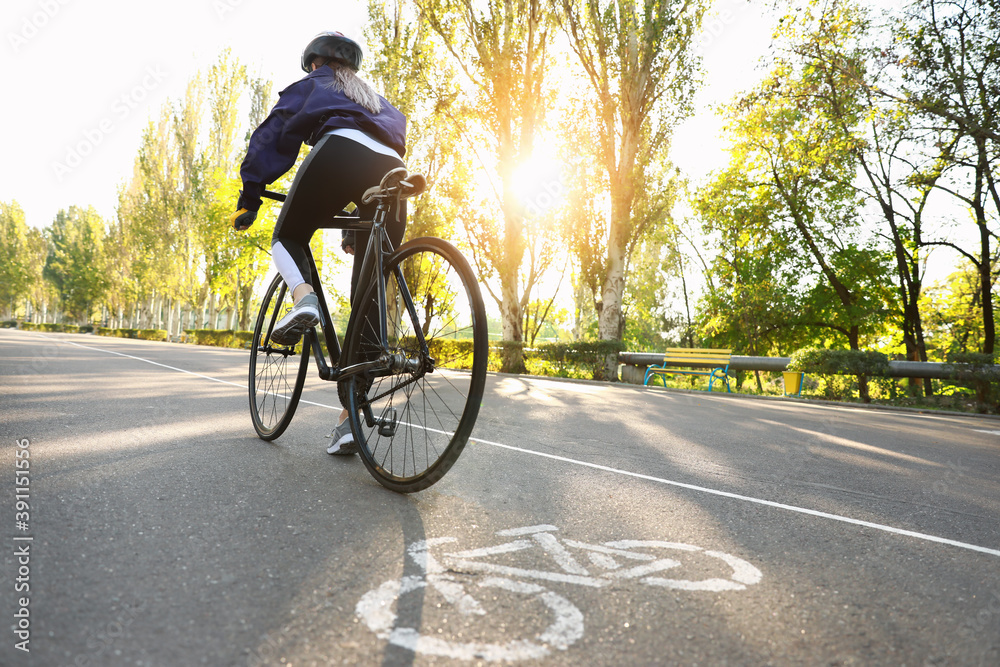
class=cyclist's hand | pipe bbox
[230,208,257,231]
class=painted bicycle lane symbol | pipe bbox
[356,524,762,661]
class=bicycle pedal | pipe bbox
[377,407,398,437]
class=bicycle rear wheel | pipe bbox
[341,237,488,492]
[249,274,310,440]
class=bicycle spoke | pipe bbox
[249,275,309,440]
[344,238,487,492]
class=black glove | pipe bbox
[231,189,260,231]
[230,208,257,231]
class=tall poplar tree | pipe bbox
[558,0,706,377]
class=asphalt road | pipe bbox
[1,328,999,666]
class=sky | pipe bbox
[1,0,369,227]
[1,0,776,230]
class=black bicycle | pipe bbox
[248,168,488,493]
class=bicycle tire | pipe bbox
[340,237,488,492]
[249,274,310,440]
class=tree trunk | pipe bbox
[166,298,174,340]
[499,148,526,374]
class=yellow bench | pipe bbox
[643,348,732,392]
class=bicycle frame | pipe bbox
[260,188,428,389]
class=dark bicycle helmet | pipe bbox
[301,31,363,73]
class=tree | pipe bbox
[701,17,898,401]
[44,206,110,323]
[695,170,806,381]
[893,0,1000,353]
[0,201,33,319]
[418,0,555,372]
[780,0,945,394]
[558,0,706,377]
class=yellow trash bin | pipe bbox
[782,371,804,397]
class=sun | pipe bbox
[511,147,566,218]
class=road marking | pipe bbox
[974,430,1000,436]
[43,336,342,410]
[470,437,1000,558]
[23,332,1000,559]
[358,528,759,660]
[357,574,582,661]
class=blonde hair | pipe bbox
[324,61,382,114]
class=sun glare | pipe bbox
[511,149,566,218]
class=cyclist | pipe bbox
[230,31,407,455]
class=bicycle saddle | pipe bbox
[362,167,427,204]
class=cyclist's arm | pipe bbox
[238,79,319,210]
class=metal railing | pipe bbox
[618,352,997,385]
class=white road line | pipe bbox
[469,437,1000,558]
[50,337,341,410]
[25,333,1000,559]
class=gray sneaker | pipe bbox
[271,293,320,346]
[326,420,358,456]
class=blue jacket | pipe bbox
[239,66,407,210]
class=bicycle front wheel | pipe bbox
[249,274,310,440]
[341,237,488,492]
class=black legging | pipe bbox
[271,134,407,302]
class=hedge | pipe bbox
[17,322,95,333]
[96,328,168,341]
[489,340,628,380]
[945,352,999,410]
[184,329,254,349]
[786,348,891,377]
[785,348,891,403]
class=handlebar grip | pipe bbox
[262,190,286,202]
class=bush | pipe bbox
[98,327,135,338]
[786,348,890,376]
[37,323,78,333]
[184,329,253,349]
[531,340,628,381]
[945,352,999,413]
[425,338,477,370]
[137,329,168,342]
[1,320,17,328]
[787,348,890,403]
[96,328,168,341]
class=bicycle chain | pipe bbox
[355,372,422,408]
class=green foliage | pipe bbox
[944,351,1000,411]
[559,0,706,359]
[425,338,477,370]
[921,267,992,358]
[96,328,168,341]
[44,206,111,323]
[0,201,34,318]
[786,347,890,377]
[532,340,628,381]
[183,329,253,348]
